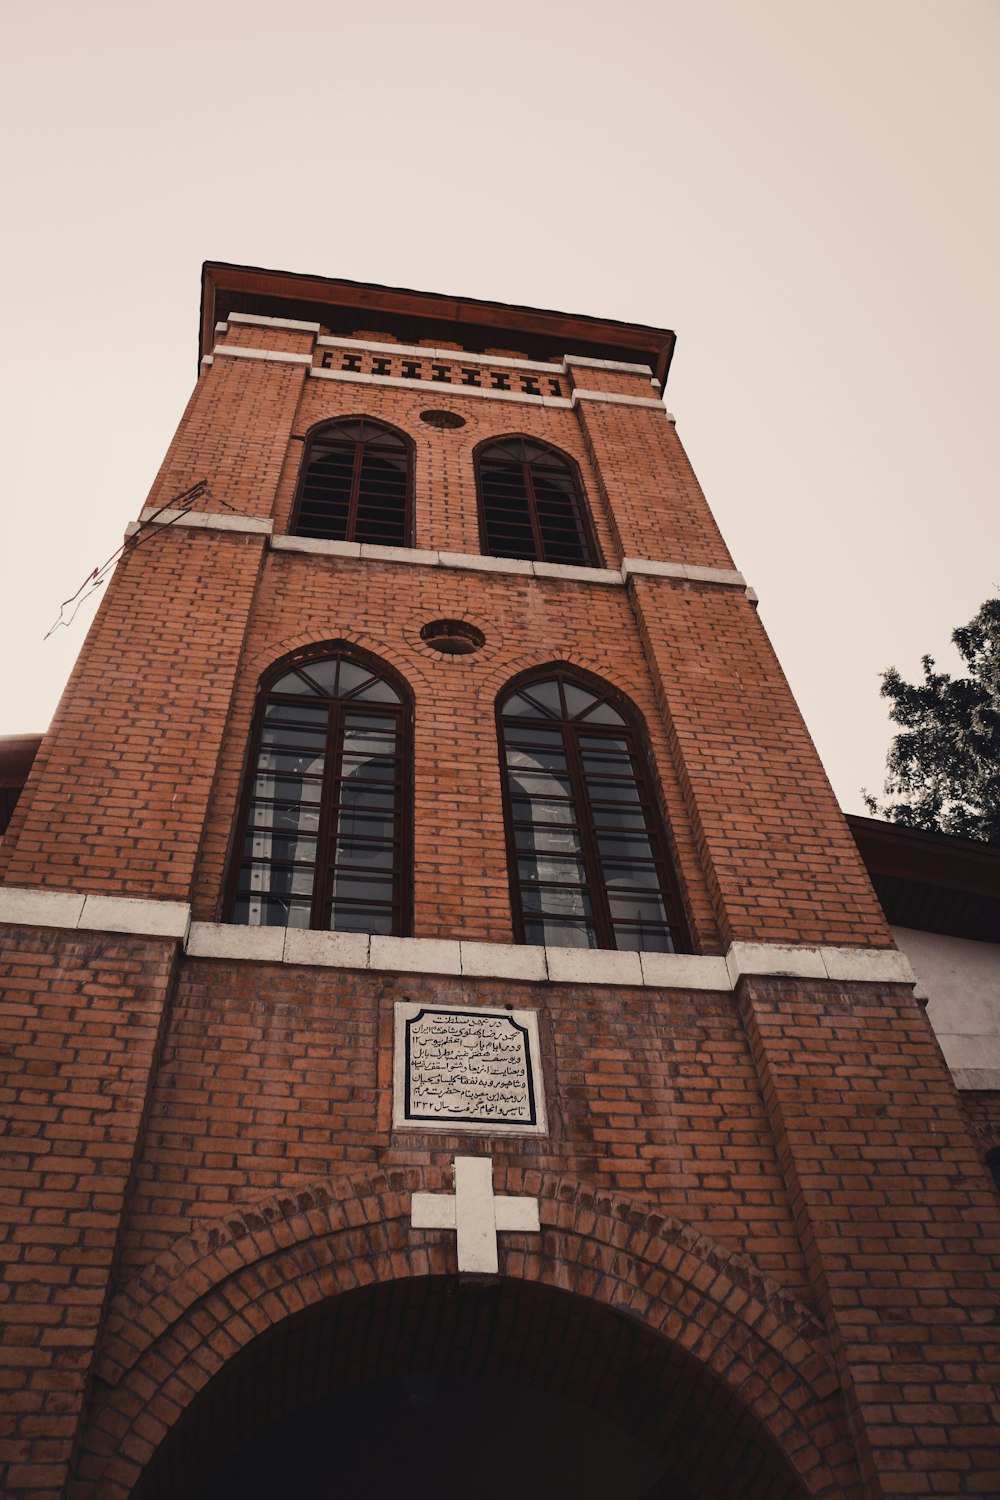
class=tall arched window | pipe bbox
[229,650,410,934]
[291,419,413,546]
[476,437,599,567]
[498,672,686,952]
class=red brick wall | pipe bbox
[0,927,176,1498]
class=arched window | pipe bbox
[498,672,686,952]
[229,650,410,934]
[291,419,413,546]
[476,437,599,567]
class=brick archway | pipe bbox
[75,1169,860,1499]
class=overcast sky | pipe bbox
[2,0,997,815]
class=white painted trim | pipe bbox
[727,941,915,986]
[212,345,313,366]
[214,322,228,335]
[316,334,563,374]
[0,887,190,941]
[227,312,321,334]
[565,354,653,376]
[308,365,573,409]
[137,507,273,536]
[571,389,665,410]
[0,896,917,992]
[950,1067,1000,1091]
[622,557,746,589]
[267,535,624,585]
[201,356,214,367]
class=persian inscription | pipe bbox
[393,1002,546,1135]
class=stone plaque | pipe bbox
[393,1002,547,1135]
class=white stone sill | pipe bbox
[0,890,918,994]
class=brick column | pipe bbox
[0,928,177,1498]
[739,975,1000,1497]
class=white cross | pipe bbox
[411,1156,540,1274]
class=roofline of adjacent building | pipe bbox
[199,261,678,389]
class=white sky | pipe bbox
[1,0,997,815]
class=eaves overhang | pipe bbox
[199,261,677,390]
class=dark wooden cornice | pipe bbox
[199,262,677,388]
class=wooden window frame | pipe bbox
[475,435,602,568]
[496,668,689,953]
[289,417,415,547]
[225,645,413,936]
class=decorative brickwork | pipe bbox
[2,268,997,1498]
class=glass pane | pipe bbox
[522,885,592,918]
[597,831,655,860]
[502,726,565,748]
[232,896,312,928]
[506,746,569,775]
[508,770,573,799]
[240,861,314,897]
[335,840,395,869]
[252,774,323,803]
[519,679,562,715]
[270,670,321,696]
[602,861,661,890]
[354,677,401,703]
[590,804,647,831]
[332,872,394,902]
[257,750,325,776]
[330,905,393,935]
[244,831,317,863]
[343,728,397,756]
[340,754,397,782]
[511,796,577,827]
[335,809,395,841]
[586,777,642,804]
[615,926,675,953]
[608,892,667,922]
[299,659,340,694]
[337,660,374,695]
[502,692,549,719]
[249,801,321,834]
[339,784,396,812]
[517,854,587,885]
[524,917,597,949]
[261,725,327,751]
[579,700,625,725]
[514,823,581,854]
[563,682,599,719]
[264,702,328,726]
[580,749,633,776]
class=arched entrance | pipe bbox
[76,1171,858,1499]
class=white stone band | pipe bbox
[622,558,746,588]
[210,345,313,366]
[130,508,274,536]
[0,889,919,992]
[226,312,322,334]
[308,366,573,409]
[571,389,665,410]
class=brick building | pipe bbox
[1,262,998,1498]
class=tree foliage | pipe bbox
[863,597,1000,844]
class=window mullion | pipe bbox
[562,707,614,948]
[345,441,364,542]
[312,699,343,929]
[524,462,547,563]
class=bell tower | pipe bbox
[1,263,997,1499]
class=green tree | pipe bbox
[863,597,1000,844]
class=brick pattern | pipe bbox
[739,975,1000,1496]
[628,576,893,948]
[0,928,176,1499]
[2,530,261,901]
[117,961,812,1301]
[77,1168,855,1500]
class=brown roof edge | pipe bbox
[0,734,43,788]
[846,812,1000,900]
[199,261,677,388]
